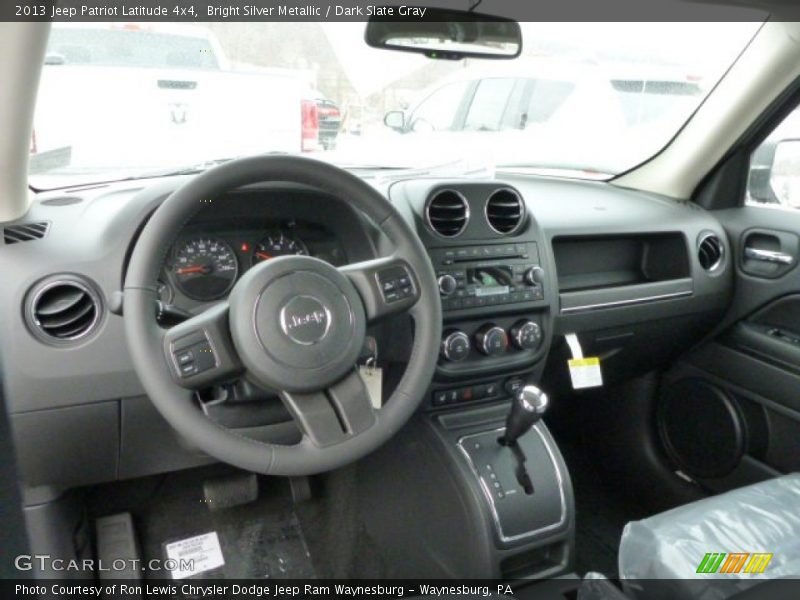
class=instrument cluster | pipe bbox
[161,223,343,304]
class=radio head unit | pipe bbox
[429,242,545,312]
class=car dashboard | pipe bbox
[0,169,732,490]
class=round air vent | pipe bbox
[486,188,525,235]
[26,276,102,344]
[425,189,469,238]
[698,233,724,271]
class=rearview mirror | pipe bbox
[365,8,522,60]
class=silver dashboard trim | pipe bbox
[456,424,567,544]
[560,289,693,315]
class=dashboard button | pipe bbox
[505,377,525,396]
[484,382,500,397]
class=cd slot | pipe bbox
[431,242,539,267]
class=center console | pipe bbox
[402,182,556,410]
[358,179,575,579]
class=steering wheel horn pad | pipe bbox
[229,255,366,392]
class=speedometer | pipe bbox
[171,237,238,301]
[251,231,308,266]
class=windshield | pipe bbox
[29,21,762,189]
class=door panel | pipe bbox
[659,206,800,493]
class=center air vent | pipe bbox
[486,188,525,235]
[426,189,469,237]
[698,233,724,271]
[26,276,102,344]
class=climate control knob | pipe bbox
[475,325,509,357]
[510,320,543,351]
[441,330,470,362]
[438,274,458,297]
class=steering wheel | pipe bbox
[124,156,441,475]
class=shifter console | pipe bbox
[457,387,565,543]
[458,424,567,543]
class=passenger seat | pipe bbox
[585,473,800,599]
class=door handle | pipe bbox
[744,247,795,265]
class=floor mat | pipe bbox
[557,441,650,578]
[156,509,315,579]
[143,480,315,579]
[88,467,316,579]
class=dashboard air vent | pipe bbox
[486,188,525,234]
[27,277,101,343]
[4,222,49,244]
[426,190,469,237]
[698,234,724,271]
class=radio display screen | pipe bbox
[468,267,513,297]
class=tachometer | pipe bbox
[171,237,238,301]
[251,231,308,265]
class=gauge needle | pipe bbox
[176,265,209,275]
[255,252,272,260]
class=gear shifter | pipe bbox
[499,385,549,495]
[500,385,549,446]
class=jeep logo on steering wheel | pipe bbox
[279,295,332,345]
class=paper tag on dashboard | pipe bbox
[165,531,225,579]
[358,366,383,408]
[568,357,603,389]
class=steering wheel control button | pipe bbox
[279,295,331,345]
[171,333,217,378]
[378,266,415,303]
[441,330,471,362]
[511,320,543,351]
[176,350,194,365]
[475,324,509,357]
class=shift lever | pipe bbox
[499,385,549,495]
[500,385,549,446]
